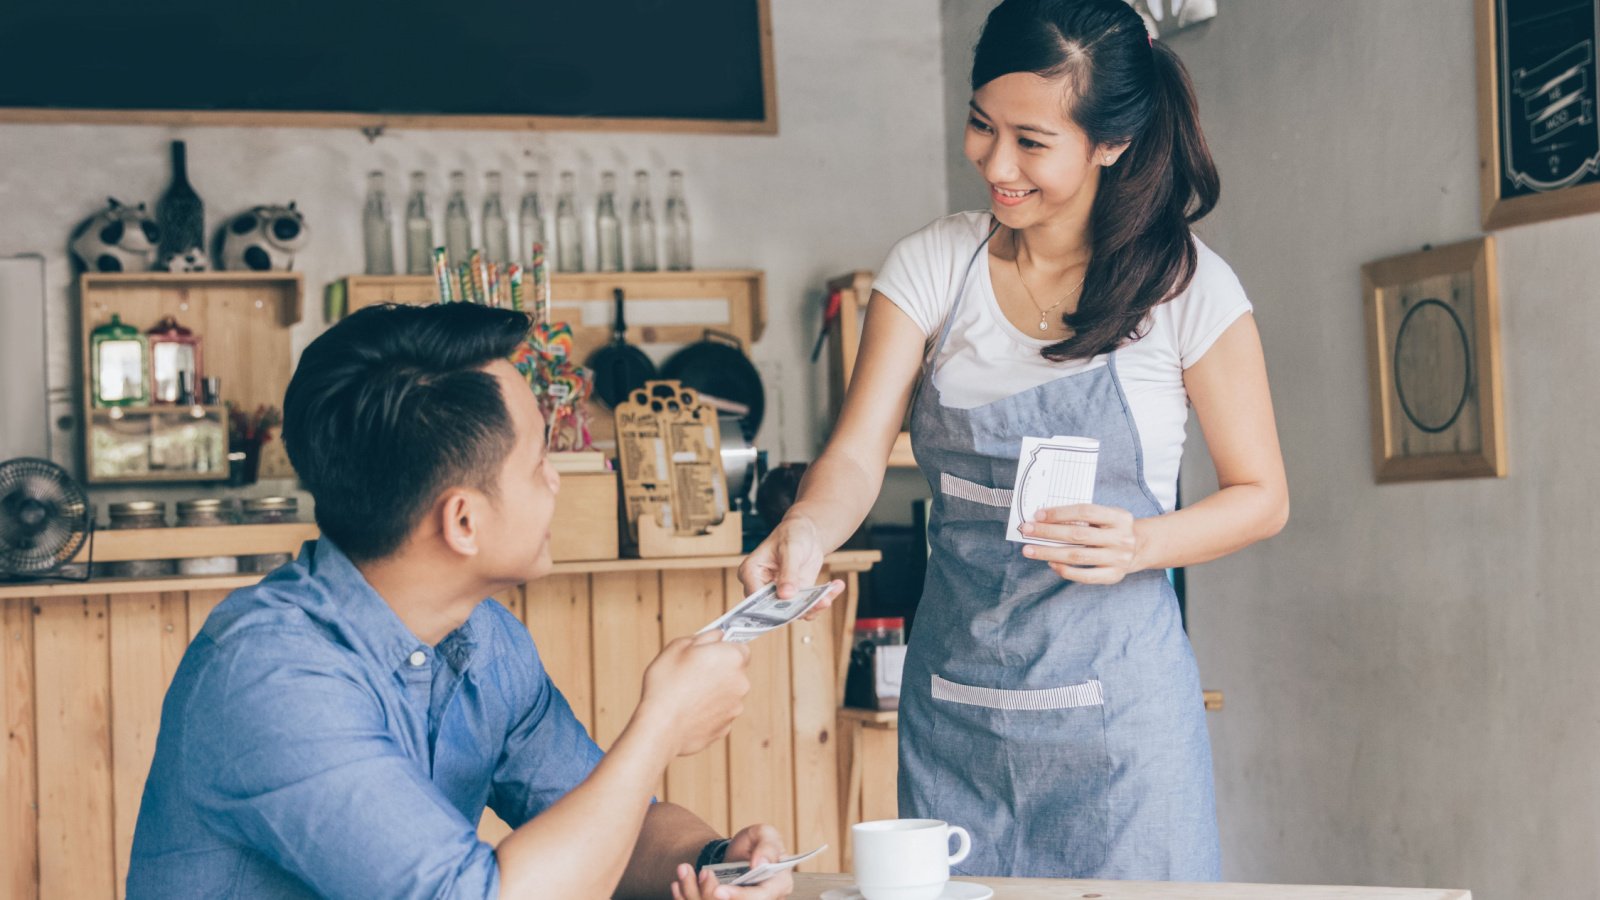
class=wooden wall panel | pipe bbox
[108,594,169,898]
[524,574,595,734]
[2,598,38,900]
[34,597,115,899]
[789,585,842,873]
[590,573,664,797]
[725,571,795,848]
[660,570,731,835]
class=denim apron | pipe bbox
[897,225,1221,879]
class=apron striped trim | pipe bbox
[931,674,1104,710]
[939,472,1013,508]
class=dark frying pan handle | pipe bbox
[612,288,627,343]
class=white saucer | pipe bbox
[820,882,994,900]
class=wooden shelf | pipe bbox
[888,430,916,468]
[79,272,305,483]
[89,404,226,418]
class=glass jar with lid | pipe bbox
[176,498,239,576]
[106,501,175,578]
[238,496,300,573]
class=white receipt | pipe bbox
[1005,435,1100,546]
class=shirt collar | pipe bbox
[302,538,481,675]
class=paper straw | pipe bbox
[433,247,451,302]
[509,264,524,312]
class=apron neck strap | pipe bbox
[926,219,1003,367]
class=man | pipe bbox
[129,302,811,899]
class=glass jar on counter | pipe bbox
[175,498,239,576]
[853,617,906,650]
[105,501,175,578]
[237,496,300,573]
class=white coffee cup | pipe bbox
[851,818,972,900]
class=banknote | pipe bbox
[706,844,828,886]
[697,583,836,643]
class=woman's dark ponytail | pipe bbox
[972,0,1221,363]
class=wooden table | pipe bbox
[790,873,1471,899]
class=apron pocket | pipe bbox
[931,673,1103,710]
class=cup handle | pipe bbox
[947,825,971,867]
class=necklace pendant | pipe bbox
[1039,319,1048,331]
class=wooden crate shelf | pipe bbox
[78,272,304,484]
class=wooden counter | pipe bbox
[0,547,878,899]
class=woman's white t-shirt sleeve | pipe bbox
[1172,244,1253,369]
[871,215,970,338]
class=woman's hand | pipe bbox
[738,516,826,602]
[1017,503,1146,584]
[670,825,793,900]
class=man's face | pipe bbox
[472,360,562,584]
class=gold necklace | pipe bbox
[1012,233,1086,332]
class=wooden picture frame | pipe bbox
[1362,237,1506,483]
[1477,0,1600,229]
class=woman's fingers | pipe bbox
[1036,503,1132,528]
[1021,543,1121,568]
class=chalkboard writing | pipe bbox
[0,0,772,132]
[1494,0,1600,199]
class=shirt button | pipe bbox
[408,650,427,667]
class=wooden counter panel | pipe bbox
[2,553,878,896]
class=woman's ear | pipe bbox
[1098,142,1130,166]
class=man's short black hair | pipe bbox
[283,302,531,563]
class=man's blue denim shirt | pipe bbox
[126,538,604,898]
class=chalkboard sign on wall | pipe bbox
[0,0,775,134]
[1477,0,1600,227]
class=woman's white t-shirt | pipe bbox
[872,211,1252,512]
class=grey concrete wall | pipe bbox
[1165,3,1597,897]
[0,0,951,508]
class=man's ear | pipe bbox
[437,489,480,558]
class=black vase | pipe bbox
[156,140,205,264]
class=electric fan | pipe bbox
[0,457,92,581]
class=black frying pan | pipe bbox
[587,288,657,408]
[661,330,765,437]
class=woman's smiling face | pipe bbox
[964,71,1120,230]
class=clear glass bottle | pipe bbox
[665,170,693,271]
[362,171,395,275]
[629,170,658,272]
[555,171,584,273]
[403,171,434,275]
[482,171,510,263]
[595,171,623,273]
[518,172,546,268]
[444,170,473,266]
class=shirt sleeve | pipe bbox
[486,620,606,828]
[1173,242,1254,369]
[871,216,959,337]
[180,635,500,900]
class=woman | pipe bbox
[744,0,1289,880]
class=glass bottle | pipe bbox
[595,171,623,273]
[157,140,205,264]
[482,171,510,263]
[665,170,693,271]
[90,314,149,407]
[403,171,434,275]
[518,172,546,268]
[444,170,473,266]
[555,171,584,273]
[362,171,395,275]
[629,170,658,272]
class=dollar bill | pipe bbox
[706,844,828,886]
[697,583,836,643]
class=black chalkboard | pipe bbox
[0,0,773,132]
[1478,0,1600,227]
[1492,0,1600,199]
